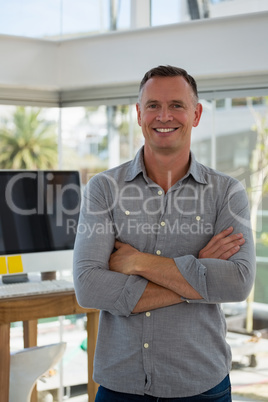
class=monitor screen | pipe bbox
[0,170,81,277]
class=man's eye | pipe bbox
[148,104,157,109]
[173,104,182,109]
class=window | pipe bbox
[0,0,131,39]
[1,0,268,40]
[232,98,247,107]
[0,105,59,169]
[192,94,268,303]
[215,99,225,109]
[151,0,183,25]
[61,104,143,184]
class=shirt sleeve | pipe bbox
[73,175,148,316]
[174,180,256,304]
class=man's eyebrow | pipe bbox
[144,99,188,107]
[171,100,186,105]
[145,99,159,105]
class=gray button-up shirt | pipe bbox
[73,147,255,398]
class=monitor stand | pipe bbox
[2,273,29,284]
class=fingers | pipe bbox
[199,227,245,260]
[208,233,244,257]
[114,240,124,249]
[213,236,245,260]
[114,241,135,253]
[199,236,244,259]
[215,243,243,260]
[201,227,233,253]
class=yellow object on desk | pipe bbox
[7,255,23,274]
[0,257,8,274]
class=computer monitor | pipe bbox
[0,170,81,280]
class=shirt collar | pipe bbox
[186,152,208,185]
[125,147,148,182]
[125,147,208,185]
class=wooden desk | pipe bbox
[0,290,99,402]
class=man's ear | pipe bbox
[136,103,142,127]
[193,103,203,128]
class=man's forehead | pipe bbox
[141,76,192,100]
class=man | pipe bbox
[73,65,255,401]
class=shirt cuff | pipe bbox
[180,297,208,304]
[113,275,148,316]
[174,255,209,302]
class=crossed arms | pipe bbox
[74,174,256,316]
[109,227,245,313]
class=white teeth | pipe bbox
[155,128,175,133]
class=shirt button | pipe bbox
[144,343,149,349]
[156,250,161,255]
[160,221,165,227]
[146,312,151,317]
[158,190,163,196]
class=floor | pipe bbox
[231,350,268,401]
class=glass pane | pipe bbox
[116,0,131,30]
[61,105,143,185]
[0,0,131,39]
[0,0,61,38]
[1,0,268,39]
[208,0,268,18]
[0,105,59,169]
[151,0,183,26]
[61,0,109,38]
[151,0,268,25]
[191,99,213,167]
[193,95,268,305]
[61,0,130,36]
[215,99,225,109]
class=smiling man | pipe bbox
[136,70,202,193]
[73,65,255,402]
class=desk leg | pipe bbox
[23,320,38,402]
[23,319,38,348]
[0,324,10,402]
[87,311,99,402]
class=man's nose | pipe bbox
[156,107,173,122]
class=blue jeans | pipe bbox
[95,375,231,401]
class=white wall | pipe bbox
[0,11,267,105]
[0,35,58,89]
[0,35,59,105]
[59,11,268,89]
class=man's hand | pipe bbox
[198,226,245,260]
[110,227,245,275]
[109,241,144,275]
[109,227,246,310]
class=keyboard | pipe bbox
[0,279,74,299]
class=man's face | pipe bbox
[136,76,202,155]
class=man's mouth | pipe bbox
[154,128,178,133]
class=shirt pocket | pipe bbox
[174,212,216,257]
[112,207,149,252]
